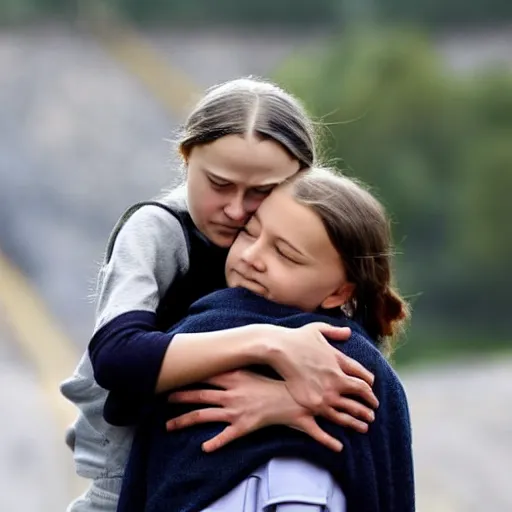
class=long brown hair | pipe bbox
[290,168,409,356]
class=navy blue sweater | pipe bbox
[114,288,414,512]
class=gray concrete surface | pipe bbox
[0,315,72,512]
[146,28,324,89]
[403,358,512,511]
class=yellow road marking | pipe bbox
[91,21,202,118]
[0,250,86,498]
[0,251,78,427]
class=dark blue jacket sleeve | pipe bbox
[89,310,172,396]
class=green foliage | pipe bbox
[3,0,512,26]
[0,0,71,24]
[378,0,512,25]
[274,27,512,355]
[115,0,338,26]
[0,0,338,26]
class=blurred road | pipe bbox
[0,317,76,512]
[405,358,512,511]
[0,24,511,512]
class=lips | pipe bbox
[232,269,266,291]
[214,223,243,231]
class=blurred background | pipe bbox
[0,0,510,510]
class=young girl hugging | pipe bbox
[113,168,413,512]
[60,78,377,512]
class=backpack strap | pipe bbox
[104,201,191,264]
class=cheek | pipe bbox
[266,263,298,292]
[280,270,318,298]
[204,191,224,213]
[226,237,244,266]
[187,169,223,212]
[192,189,225,220]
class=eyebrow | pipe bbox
[205,169,283,188]
[253,212,308,258]
[205,170,232,184]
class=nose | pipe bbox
[223,193,247,223]
[241,239,266,273]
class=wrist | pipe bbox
[244,324,286,369]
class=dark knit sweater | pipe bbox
[114,287,415,512]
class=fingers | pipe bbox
[168,389,227,406]
[314,323,352,341]
[295,417,343,452]
[344,376,379,408]
[336,352,375,386]
[166,408,229,432]
[324,407,369,434]
[333,396,375,423]
[201,425,240,453]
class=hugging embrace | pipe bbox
[62,77,415,512]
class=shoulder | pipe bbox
[122,203,184,235]
[309,312,390,369]
[106,200,189,263]
[93,201,191,329]
[113,185,189,241]
[341,326,410,420]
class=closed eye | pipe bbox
[276,246,300,264]
[250,185,276,195]
[208,176,231,189]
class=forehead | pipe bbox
[192,134,300,186]
[257,187,336,257]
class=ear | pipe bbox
[320,282,356,310]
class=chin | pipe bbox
[240,281,268,298]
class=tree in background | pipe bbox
[274,27,512,362]
[3,0,512,26]
[378,0,512,25]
